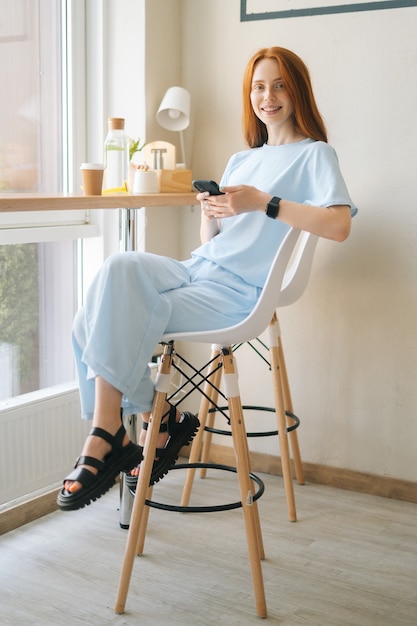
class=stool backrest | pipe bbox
[279,231,319,307]
[162,227,302,346]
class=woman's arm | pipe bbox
[198,193,221,243]
[201,185,352,242]
[276,198,351,242]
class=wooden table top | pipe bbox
[0,192,198,213]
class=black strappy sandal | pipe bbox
[57,424,143,511]
[126,406,200,490]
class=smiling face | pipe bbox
[250,57,296,143]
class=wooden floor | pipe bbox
[1,465,416,625]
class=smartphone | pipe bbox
[192,179,225,195]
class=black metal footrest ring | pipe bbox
[205,405,300,438]
[145,462,265,513]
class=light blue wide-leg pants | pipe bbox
[72,251,260,419]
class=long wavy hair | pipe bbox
[242,47,328,147]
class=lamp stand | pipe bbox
[179,130,186,168]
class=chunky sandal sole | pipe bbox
[127,410,200,491]
[57,425,143,512]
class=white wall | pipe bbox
[101,0,184,258]
[175,1,417,482]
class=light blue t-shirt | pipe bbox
[192,139,357,287]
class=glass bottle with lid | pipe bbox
[104,117,129,192]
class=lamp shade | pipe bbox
[156,86,190,132]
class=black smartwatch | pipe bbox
[266,196,281,219]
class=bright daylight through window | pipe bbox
[0,0,77,400]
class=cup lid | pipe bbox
[80,162,105,170]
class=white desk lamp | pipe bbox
[156,86,190,167]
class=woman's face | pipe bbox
[250,58,295,135]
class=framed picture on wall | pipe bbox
[241,0,417,21]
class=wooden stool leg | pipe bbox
[238,428,265,562]
[199,347,222,478]
[222,347,267,618]
[198,408,216,478]
[180,347,222,505]
[277,331,305,484]
[115,344,173,614]
[267,316,297,522]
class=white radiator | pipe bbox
[0,383,90,507]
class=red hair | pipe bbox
[242,47,328,147]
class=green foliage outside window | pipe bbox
[0,244,39,395]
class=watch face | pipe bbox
[266,197,280,218]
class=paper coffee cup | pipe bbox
[80,163,105,195]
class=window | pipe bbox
[0,0,89,400]
[0,241,76,398]
[0,0,62,195]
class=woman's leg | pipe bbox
[57,373,143,510]
[64,376,123,493]
[63,253,260,500]
[129,403,183,479]
[64,378,176,492]
[64,252,196,499]
[73,253,260,420]
[74,251,191,411]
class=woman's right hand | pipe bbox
[197,192,219,221]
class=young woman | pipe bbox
[58,46,357,511]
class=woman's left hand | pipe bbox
[202,185,271,219]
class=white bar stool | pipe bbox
[114,227,302,618]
